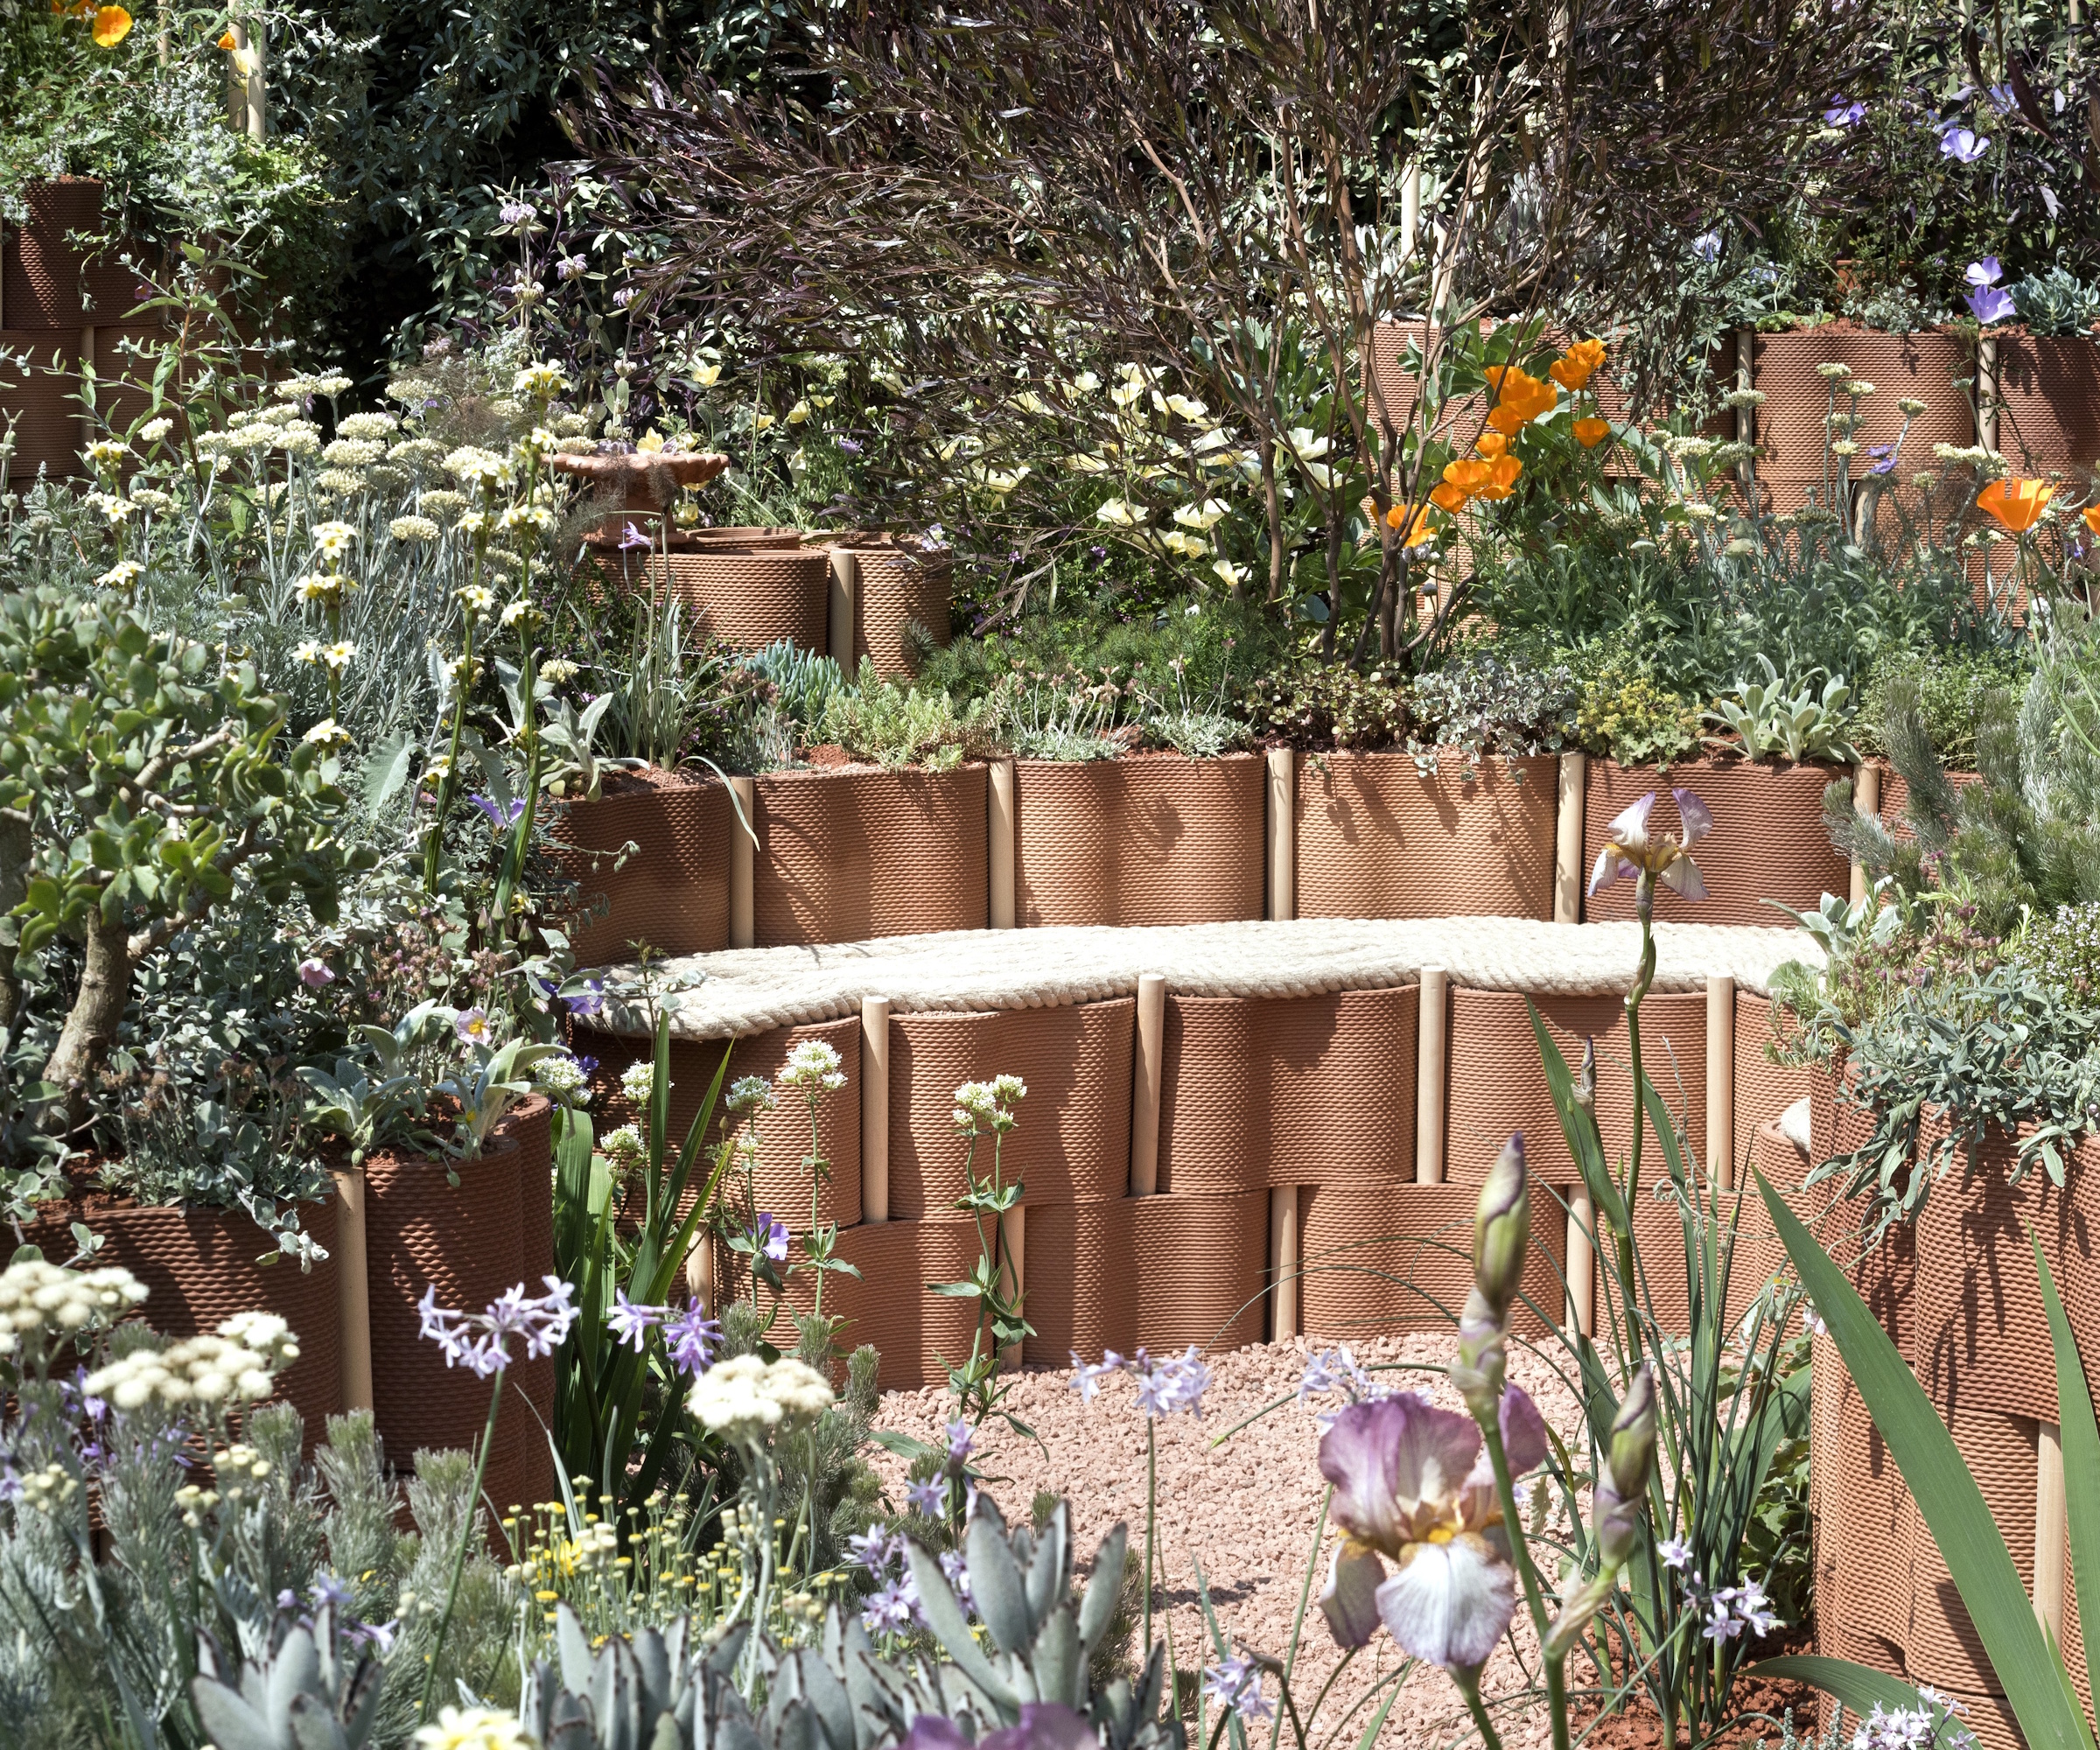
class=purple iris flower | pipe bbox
[1967,284,2017,326]
[619,522,654,551]
[1824,96,1866,127]
[1939,125,1990,163]
[469,793,525,830]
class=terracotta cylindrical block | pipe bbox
[646,546,830,651]
[1298,1179,1569,1340]
[1813,1335,1914,1676]
[1913,1119,2090,1427]
[1020,1193,1270,1360]
[1155,987,1418,1194]
[1445,989,1708,1187]
[987,759,1016,928]
[886,1001,1135,1216]
[579,1016,863,1244]
[1733,992,1812,1177]
[1013,752,1264,928]
[552,768,732,967]
[752,764,989,946]
[1901,1404,2037,1692]
[1293,752,1557,920]
[0,330,85,479]
[25,1193,341,1450]
[1418,969,1447,1184]
[1583,758,1852,928]
[1991,334,2100,475]
[824,1214,985,1391]
[1752,326,1975,484]
[0,179,139,329]
[860,998,891,1222]
[1707,976,1734,1190]
[841,542,952,676]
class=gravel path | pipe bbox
[869,1334,1588,1750]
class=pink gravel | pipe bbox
[869,1334,1586,1750]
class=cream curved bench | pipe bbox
[572,918,1824,1387]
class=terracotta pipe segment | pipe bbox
[2036,1420,2067,1642]
[1978,335,2000,454]
[728,776,755,948]
[1565,1187,1595,1339]
[1554,751,1586,924]
[828,548,859,668]
[861,997,891,1222]
[1130,972,1167,1195]
[987,760,1016,928]
[1852,763,1880,905]
[1269,1186,1300,1340]
[1416,968,1448,1183]
[331,1166,374,1413]
[998,1206,1024,1368]
[685,1229,716,1312]
[1264,746,1295,920]
[1707,975,1735,1190]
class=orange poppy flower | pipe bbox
[91,4,130,44]
[2083,504,2100,539]
[1474,430,1508,459]
[1443,458,1494,494]
[1430,482,1470,514]
[1473,454,1524,501]
[1574,416,1612,449]
[1550,339,1606,392]
[1977,477,2054,534]
[216,26,236,46]
[1386,504,1440,548]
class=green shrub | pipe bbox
[817,662,988,769]
[1857,647,2031,766]
[1573,655,1703,764]
[2012,901,2100,1012]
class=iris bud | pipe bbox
[1573,1040,1596,1114]
[1607,1364,1656,1500]
[1473,1133,1530,1318]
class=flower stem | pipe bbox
[1144,1417,1157,1656]
[417,1365,506,1724]
[1453,1666,1506,1750]
[1480,1418,1570,1750]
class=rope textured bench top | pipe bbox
[587,918,1823,1041]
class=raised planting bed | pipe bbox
[752,761,989,945]
[1012,752,1264,928]
[1583,757,1852,928]
[646,544,830,651]
[1,178,153,329]
[1155,986,1418,1193]
[1811,1335,1914,1678]
[24,1188,342,1446]
[552,766,732,966]
[1292,750,1557,920]
[1750,324,1974,485]
[831,539,953,677]
[1872,758,1982,846]
[361,1099,554,1515]
[1732,990,1812,1177]
[1296,1178,1566,1340]
[0,332,85,480]
[886,1001,1134,1216]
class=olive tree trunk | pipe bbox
[42,906,134,1134]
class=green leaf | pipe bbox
[1758,1172,2094,1750]
[1743,1656,1917,1718]
[1527,998,1626,1229]
[2033,1228,2100,1724]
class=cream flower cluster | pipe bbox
[688,1354,835,1444]
[0,1258,148,1356]
[84,1310,298,1409]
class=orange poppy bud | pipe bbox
[91,4,130,45]
[1574,416,1612,449]
[1977,477,2054,534]
[1474,430,1508,459]
[1430,482,1470,513]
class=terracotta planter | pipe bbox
[550,451,730,511]
[1992,332,2100,475]
[363,1110,555,1514]
[0,332,84,479]
[552,767,732,968]
[1292,752,1557,921]
[646,547,830,651]
[1,180,149,330]
[839,542,953,677]
[1023,1192,1268,1363]
[824,1215,984,1392]
[752,764,988,946]
[886,1001,1133,1217]
[1812,1336,1914,1677]
[1732,992,1812,1178]
[1444,988,1710,1186]
[1013,752,1264,928]
[1582,758,1851,929]
[1298,1180,1566,1340]
[1751,326,1974,486]
[1156,987,1418,1194]
[1912,1118,2094,1426]
[579,1015,863,1239]
[24,1191,341,1446]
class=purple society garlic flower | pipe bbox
[906,1474,948,1517]
[1314,1387,1548,1672]
[1204,1652,1274,1722]
[606,1291,665,1353]
[848,1522,903,1574]
[417,1276,578,1377]
[1657,1536,1692,1572]
[1587,788,1712,905]
[1068,1349,1125,1403]
[663,1304,722,1375]
[944,1416,975,1462]
[861,1576,918,1634]
[906,1704,1098,1750]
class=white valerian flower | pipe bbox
[688,1354,836,1444]
[601,1124,647,1172]
[619,1060,657,1105]
[779,1040,845,1092]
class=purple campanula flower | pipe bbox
[1824,96,1866,127]
[1939,124,1989,163]
[753,1213,789,1263]
[1967,283,2016,326]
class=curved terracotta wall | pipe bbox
[1732,992,1811,1178]
[1293,752,1556,920]
[1752,327,1974,486]
[1583,758,1851,929]
[578,1014,863,1233]
[1812,1335,1915,1676]
[1992,334,2100,477]
[648,549,830,652]
[826,1216,986,1390]
[555,774,732,966]
[887,1001,1134,1216]
[1012,753,1264,928]
[1445,989,1708,1187]
[1298,1180,1565,1340]
[846,547,953,676]
[1156,987,1418,1193]
[1901,1401,2037,1694]
[1024,1193,1269,1364]
[753,765,988,946]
